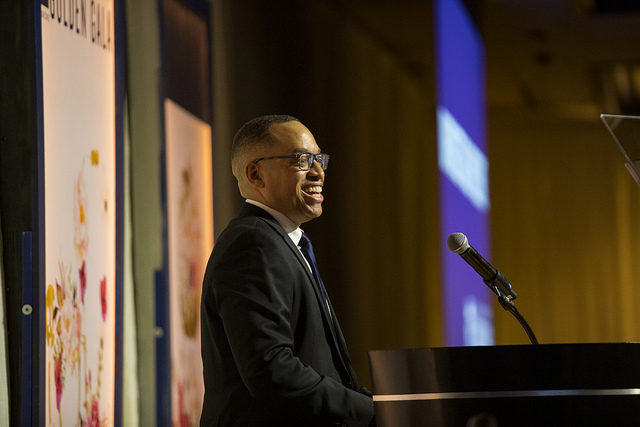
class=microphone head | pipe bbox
[447,232,469,254]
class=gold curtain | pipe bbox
[491,115,640,345]
[299,1,442,384]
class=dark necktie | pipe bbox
[298,232,336,335]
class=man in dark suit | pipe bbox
[200,115,375,426]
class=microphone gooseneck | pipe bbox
[447,232,538,345]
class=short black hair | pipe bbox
[232,115,300,156]
[231,115,300,179]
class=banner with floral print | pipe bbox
[41,1,116,425]
[165,99,212,426]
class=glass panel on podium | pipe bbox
[601,114,640,187]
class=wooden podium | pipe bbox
[369,343,640,426]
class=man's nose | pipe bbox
[307,161,325,179]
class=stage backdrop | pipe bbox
[159,0,212,425]
[165,99,212,425]
[40,0,119,425]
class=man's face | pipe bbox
[256,121,325,226]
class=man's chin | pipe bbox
[298,207,323,225]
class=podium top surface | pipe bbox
[369,342,640,395]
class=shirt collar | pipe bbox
[245,199,303,245]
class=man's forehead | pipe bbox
[269,122,319,152]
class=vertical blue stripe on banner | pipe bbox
[435,0,493,346]
[21,232,33,427]
[155,269,171,426]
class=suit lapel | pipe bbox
[239,202,355,383]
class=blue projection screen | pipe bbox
[435,0,494,346]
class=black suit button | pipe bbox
[344,382,354,390]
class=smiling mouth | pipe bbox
[303,186,324,203]
[303,186,323,195]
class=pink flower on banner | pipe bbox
[79,260,87,303]
[178,381,190,427]
[74,171,89,259]
[100,277,107,321]
[85,369,92,391]
[189,260,199,289]
[55,280,65,316]
[90,395,100,427]
[66,304,83,372]
[83,394,100,427]
[54,352,63,410]
[55,280,64,338]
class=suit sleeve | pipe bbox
[210,225,374,426]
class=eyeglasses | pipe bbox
[253,152,330,171]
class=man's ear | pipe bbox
[245,163,265,188]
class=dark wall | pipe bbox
[0,2,40,426]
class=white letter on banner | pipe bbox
[437,106,490,212]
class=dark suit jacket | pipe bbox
[200,203,374,426]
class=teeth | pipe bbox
[305,186,322,194]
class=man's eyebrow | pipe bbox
[292,147,321,154]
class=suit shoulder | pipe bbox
[220,214,280,239]
[214,215,286,254]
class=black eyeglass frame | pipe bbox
[252,152,330,171]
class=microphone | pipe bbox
[447,232,517,300]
